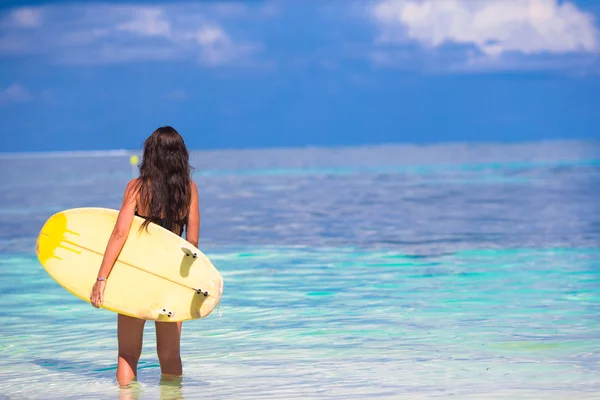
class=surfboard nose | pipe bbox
[36,212,68,265]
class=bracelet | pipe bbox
[97,277,107,281]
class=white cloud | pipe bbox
[0,3,262,67]
[188,25,258,65]
[0,83,33,105]
[116,7,171,37]
[371,0,600,70]
[194,26,228,46]
[8,7,43,28]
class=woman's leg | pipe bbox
[155,321,183,376]
[117,313,146,386]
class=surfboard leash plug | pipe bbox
[182,248,197,258]
[159,308,173,318]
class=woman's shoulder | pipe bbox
[127,178,143,190]
[124,178,142,197]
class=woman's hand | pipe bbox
[90,280,106,308]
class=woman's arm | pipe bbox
[186,181,200,248]
[90,179,139,308]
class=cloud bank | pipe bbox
[370,0,600,70]
[0,0,598,73]
[0,83,33,106]
[0,3,263,66]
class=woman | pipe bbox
[89,126,200,385]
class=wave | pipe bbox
[0,149,136,160]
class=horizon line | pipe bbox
[0,137,598,159]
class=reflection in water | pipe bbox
[32,357,186,399]
[118,380,141,400]
[159,375,184,400]
[117,376,184,400]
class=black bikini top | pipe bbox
[135,210,187,237]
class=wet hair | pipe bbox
[138,126,192,233]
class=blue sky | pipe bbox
[1,0,599,152]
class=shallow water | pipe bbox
[0,140,599,399]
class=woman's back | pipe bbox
[134,126,197,238]
[134,181,196,237]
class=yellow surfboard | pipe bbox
[36,207,223,322]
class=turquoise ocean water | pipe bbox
[0,140,599,399]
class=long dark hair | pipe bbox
[138,126,192,233]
